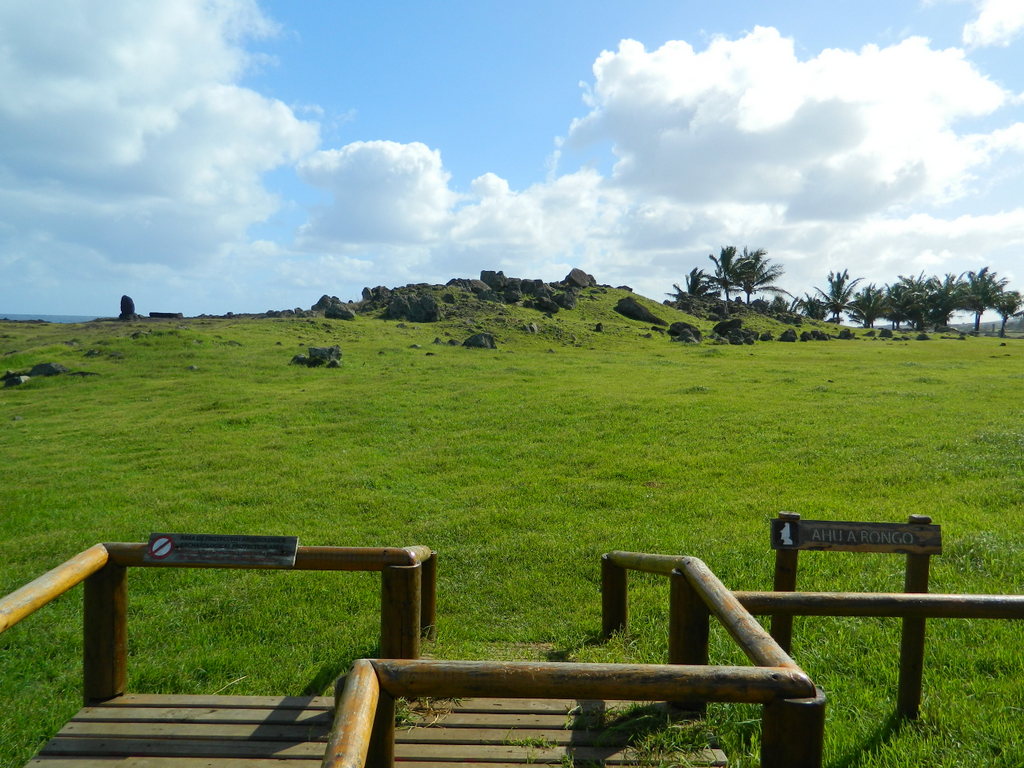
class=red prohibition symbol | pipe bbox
[148,535,174,559]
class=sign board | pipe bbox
[144,533,299,567]
[770,519,941,554]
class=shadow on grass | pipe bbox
[543,632,607,662]
[829,711,905,768]
[301,644,377,696]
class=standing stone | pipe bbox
[119,295,136,321]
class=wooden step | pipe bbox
[30,693,727,767]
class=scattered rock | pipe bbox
[594,322,603,333]
[838,328,855,340]
[564,268,596,288]
[187,365,199,371]
[879,328,894,338]
[385,292,440,323]
[712,318,744,336]
[524,322,539,334]
[614,296,667,326]
[291,346,342,367]
[668,321,703,342]
[28,362,69,377]
[527,296,560,314]
[463,333,497,349]
[4,375,30,387]
[916,333,930,341]
[779,329,798,342]
[759,331,774,341]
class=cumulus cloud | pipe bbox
[963,0,1024,47]
[283,26,1022,303]
[298,141,457,246]
[567,29,1007,219]
[0,0,318,270]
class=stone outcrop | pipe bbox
[463,333,497,349]
[291,346,342,368]
[614,296,667,326]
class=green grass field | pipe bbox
[2,291,1022,767]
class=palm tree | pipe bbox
[847,284,889,328]
[887,273,931,331]
[708,246,742,316]
[668,268,715,300]
[926,273,966,329]
[795,294,828,320]
[993,290,1023,337]
[962,267,1009,334]
[815,269,862,322]
[734,248,789,304]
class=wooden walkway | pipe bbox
[28,693,726,766]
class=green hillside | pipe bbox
[1,295,1021,767]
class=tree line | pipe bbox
[671,247,1023,336]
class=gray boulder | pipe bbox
[480,270,507,290]
[564,268,596,288]
[779,329,797,342]
[4,375,30,387]
[668,321,703,342]
[463,333,497,349]
[712,318,743,336]
[385,292,441,323]
[614,296,667,326]
[292,346,342,367]
[28,362,69,377]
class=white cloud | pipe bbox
[567,29,1006,218]
[297,141,457,246]
[0,0,318,272]
[963,0,1024,47]
[280,27,1023,305]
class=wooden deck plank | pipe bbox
[96,694,333,709]
[58,720,630,747]
[31,694,726,767]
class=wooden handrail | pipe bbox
[0,544,109,633]
[323,658,824,768]
[103,543,434,569]
[606,550,682,575]
[679,558,801,671]
[368,658,815,702]
[323,660,379,768]
[735,590,1024,618]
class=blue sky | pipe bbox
[1,0,1022,316]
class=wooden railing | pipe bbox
[322,658,823,768]
[601,548,1024,720]
[323,556,826,768]
[0,542,437,703]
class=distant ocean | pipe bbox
[1,314,102,323]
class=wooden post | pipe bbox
[771,511,800,654]
[420,552,437,641]
[83,562,127,704]
[669,568,710,713]
[897,514,932,719]
[380,564,421,659]
[366,687,395,768]
[761,686,826,768]
[601,554,627,638]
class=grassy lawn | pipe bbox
[1,298,1022,767]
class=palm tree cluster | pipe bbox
[669,247,790,317]
[672,253,1022,336]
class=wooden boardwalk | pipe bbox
[28,693,726,766]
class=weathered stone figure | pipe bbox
[119,295,136,321]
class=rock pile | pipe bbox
[290,346,342,368]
